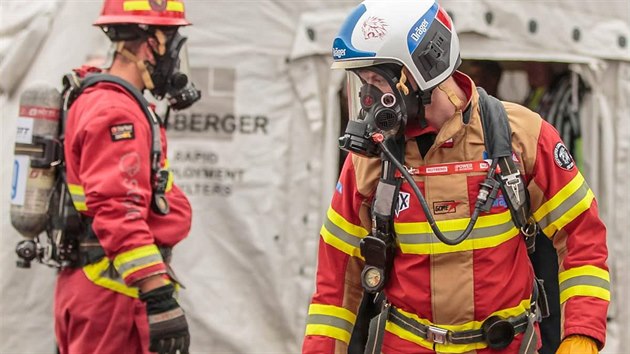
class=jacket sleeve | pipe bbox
[302,155,370,353]
[529,121,610,348]
[75,104,166,286]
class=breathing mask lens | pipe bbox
[150,31,201,110]
[339,67,407,157]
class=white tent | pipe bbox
[1,1,628,353]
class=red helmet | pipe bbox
[94,0,191,27]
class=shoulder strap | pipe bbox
[476,88,534,243]
[476,87,513,159]
[61,73,169,215]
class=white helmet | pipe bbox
[332,0,460,93]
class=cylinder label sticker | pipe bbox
[16,117,34,144]
[11,155,29,206]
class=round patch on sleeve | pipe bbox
[553,142,575,170]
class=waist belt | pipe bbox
[365,302,538,354]
[389,306,528,346]
[76,241,172,268]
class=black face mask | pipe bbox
[339,65,422,158]
[149,31,201,110]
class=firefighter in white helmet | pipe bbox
[303,1,609,353]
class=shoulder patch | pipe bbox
[553,142,575,171]
[110,123,135,142]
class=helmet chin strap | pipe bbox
[396,69,410,96]
[115,41,155,90]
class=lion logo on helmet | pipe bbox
[362,16,388,40]
[149,0,168,12]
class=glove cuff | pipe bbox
[139,283,179,315]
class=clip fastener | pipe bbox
[427,326,449,344]
[501,171,523,205]
[404,165,419,175]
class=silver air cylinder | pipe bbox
[10,83,61,240]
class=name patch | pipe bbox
[110,123,135,142]
[433,200,460,215]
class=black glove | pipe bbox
[139,283,190,354]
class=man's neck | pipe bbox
[108,60,145,91]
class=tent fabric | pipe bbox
[0,1,60,95]
[1,1,628,353]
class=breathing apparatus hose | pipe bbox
[376,138,500,246]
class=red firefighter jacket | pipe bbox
[64,75,191,297]
[303,72,609,353]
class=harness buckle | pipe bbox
[500,171,523,205]
[427,326,450,344]
[520,222,538,237]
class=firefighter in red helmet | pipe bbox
[54,1,200,353]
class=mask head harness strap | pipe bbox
[103,25,173,92]
[115,41,155,90]
[395,66,432,128]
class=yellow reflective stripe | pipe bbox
[396,211,519,254]
[533,173,594,236]
[559,265,610,303]
[541,189,593,237]
[560,285,610,303]
[305,324,352,344]
[558,265,609,283]
[162,159,173,193]
[305,304,356,344]
[83,257,139,298]
[387,299,531,353]
[166,170,174,193]
[396,209,512,233]
[308,304,357,324]
[533,173,585,220]
[327,207,369,238]
[68,184,85,195]
[123,0,184,12]
[113,245,163,280]
[68,183,88,211]
[320,207,368,258]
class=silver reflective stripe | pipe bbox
[307,314,354,334]
[71,194,86,203]
[323,218,362,248]
[397,219,515,245]
[560,275,610,292]
[537,180,589,231]
[116,253,163,277]
[100,260,126,284]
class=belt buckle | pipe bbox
[427,326,449,344]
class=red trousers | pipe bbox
[54,268,150,354]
